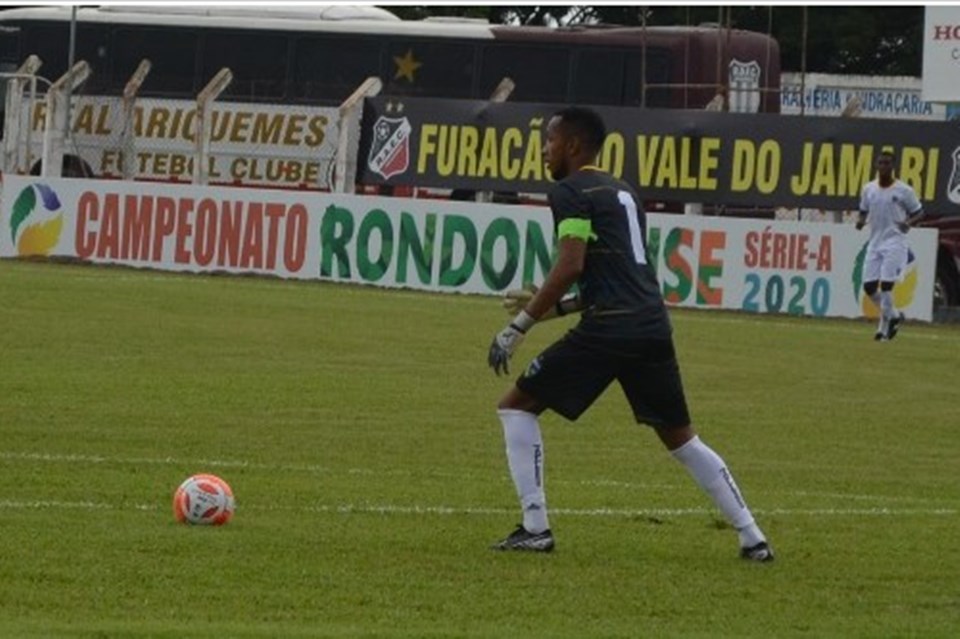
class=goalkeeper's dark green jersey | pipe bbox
[547,166,672,341]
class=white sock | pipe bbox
[671,436,766,548]
[498,409,549,534]
[879,290,896,320]
[877,315,889,336]
[868,291,888,334]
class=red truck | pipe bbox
[919,216,960,310]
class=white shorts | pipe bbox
[863,241,908,283]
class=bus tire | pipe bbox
[934,251,960,309]
[29,155,94,178]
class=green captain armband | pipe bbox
[557,218,597,242]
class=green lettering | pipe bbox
[320,205,354,278]
[662,227,693,304]
[480,218,520,291]
[522,221,553,286]
[646,226,661,278]
[356,209,393,282]
[396,211,436,285]
[439,215,478,287]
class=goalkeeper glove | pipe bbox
[488,311,535,376]
[502,284,538,314]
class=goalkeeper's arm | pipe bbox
[515,236,586,322]
[487,236,585,375]
[503,287,582,320]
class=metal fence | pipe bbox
[1,57,381,193]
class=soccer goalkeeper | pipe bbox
[486,106,773,562]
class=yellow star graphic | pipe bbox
[393,49,422,83]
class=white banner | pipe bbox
[781,72,947,121]
[922,6,960,102]
[21,97,340,189]
[0,177,939,321]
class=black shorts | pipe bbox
[516,334,691,427]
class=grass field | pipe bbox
[1,259,958,638]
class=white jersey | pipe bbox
[858,179,922,248]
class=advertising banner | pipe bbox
[0,176,938,321]
[922,6,960,102]
[358,96,960,214]
[20,97,339,189]
[780,72,947,121]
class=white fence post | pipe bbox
[119,59,152,181]
[40,60,89,178]
[194,68,232,185]
[333,76,382,194]
[475,77,515,203]
[2,55,43,175]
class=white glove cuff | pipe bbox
[510,310,536,333]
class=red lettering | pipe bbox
[759,227,772,268]
[816,236,832,271]
[152,197,176,261]
[796,235,809,270]
[73,193,306,272]
[264,203,285,269]
[240,203,263,269]
[696,230,724,306]
[743,231,758,267]
[75,191,98,259]
[218,203,241,268]
[194,199,218,267]
[122,195,152,260]
[748,229,817,270]
[933,24,960,40]
[96,194,120,259]
[174,198,194,264]
[772,233,787,269]
[284,204,308,272]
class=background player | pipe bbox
[856,150,925,340]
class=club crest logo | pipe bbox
[367,115,412,180]
[947,146,960,205]
[524,356,542,379]
[728,59,761,113]
[6,183,63,256]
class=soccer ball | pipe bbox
[173,474,235,525]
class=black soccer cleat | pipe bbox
[886,312,905,340]
[874,331,886,342]
[491,525,555,552]
[740,541,775,563]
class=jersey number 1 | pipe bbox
[617,190,647,265]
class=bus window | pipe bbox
[623,49,673,108]
[113,27,198,95]
[26,24,109,93]
[293,35,382,103]
[203,31,287,100]
[479,44,569,103]
[0,25,20,67]
[572,48,624,105]
[382,41,475,99]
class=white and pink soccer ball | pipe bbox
[173,474,235,525]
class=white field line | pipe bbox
[0,499,955,518]
[298,503,959,517]
[675,312,953,341]
[0,450,953,508]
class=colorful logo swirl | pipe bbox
[8,183,63,256]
